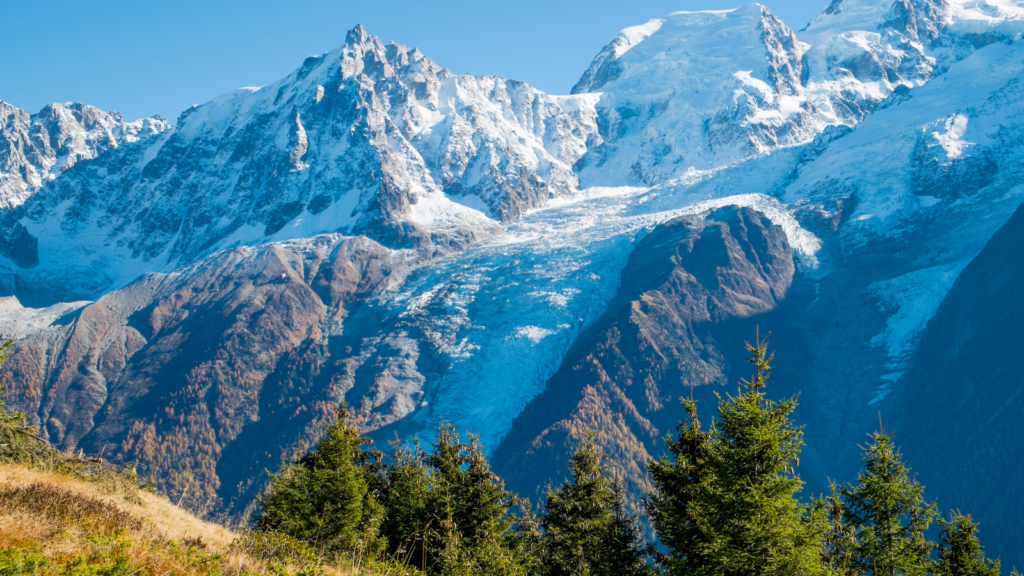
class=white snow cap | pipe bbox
[574,4,785,96]
[803,0,1024,41]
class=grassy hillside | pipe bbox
[1,454,402,575]
[0,363,387,576]
[0,459,390,575]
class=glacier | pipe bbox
[4,0,1024,563]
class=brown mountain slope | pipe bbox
[491,206,795,506]
[1,235,415,513]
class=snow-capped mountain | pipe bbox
[571,5,819,185]
[4,0,1024,564]
[0,25,595,302]
[0,101,169,209]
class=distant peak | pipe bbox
[667,4,767,17]
[345,23,375,47]
[572,4,797,95]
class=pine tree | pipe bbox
[253,404,383,558]
[842,432,937,576]
[377,423,535,576]
[599,484,658,576]
[815,483,858,576]
[0,337,11,363]
[0,338,28,433]
[377,439,432,569]
[426,424,533,576]
[708,331,827,575]
[0,337,38,458]
[935,513,1000,576]
[647,330,827,576]
[647,397,717,576]
[0,337,78,471]
[540,432,655,576]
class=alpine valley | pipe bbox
[3,0,1024,565]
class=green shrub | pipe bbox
[230,529,326,575]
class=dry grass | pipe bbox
[0,382,399,575]
[0,464,231,543]
[0,463,371,575]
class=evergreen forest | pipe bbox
[249,332,1012,576]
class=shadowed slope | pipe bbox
[492,206,795,507]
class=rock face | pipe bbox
[0,101,169,209]
[3,0,1024,565]
[492,206,795,505]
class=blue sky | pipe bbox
[1,0,825,121]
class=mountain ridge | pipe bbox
[3,0,1024,566]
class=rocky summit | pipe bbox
[3,0,1024,565]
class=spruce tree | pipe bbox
[377,423,535,576]
[815,483,858,576]
[935,513,1000,576]
[842,432,937,576]
[540,432,655,576]
[0,337,11,363]
[599,484,658,576]
[427,424,534,576]
[377,439,432,569]
[647,330,827,576]
[647,397,717,576]
[0,338,30,434]
[253,405,383,557]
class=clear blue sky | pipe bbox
[0,0,825,121]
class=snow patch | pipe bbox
[444,193,492,215]
[869,262,966,364]
[512,326,556,343]
[0,297,91,339]
[932,114,972,160]
[614,19,665,57]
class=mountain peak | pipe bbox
[804,0,1024,44]
[569,3,812,184]
[345,23,373,47]
[572,4,797,96]
[0,100,169,209]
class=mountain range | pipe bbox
[3,0,1024,565]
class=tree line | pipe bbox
[252,332,1010,576]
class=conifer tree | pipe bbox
[0,338,41,461]
[647,397,717,575]
[377,439,432,569]
[0,338,29,433]
[647,330,827,576]
[599,484,657,576]
[540,432,655,576]
[935,513,1000,576]
[815,483,858,576]
[842,432,937,576]
[377,423,535,576]
[253,405,383,557]
[0,337,11,363]
[427,424,511,549]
